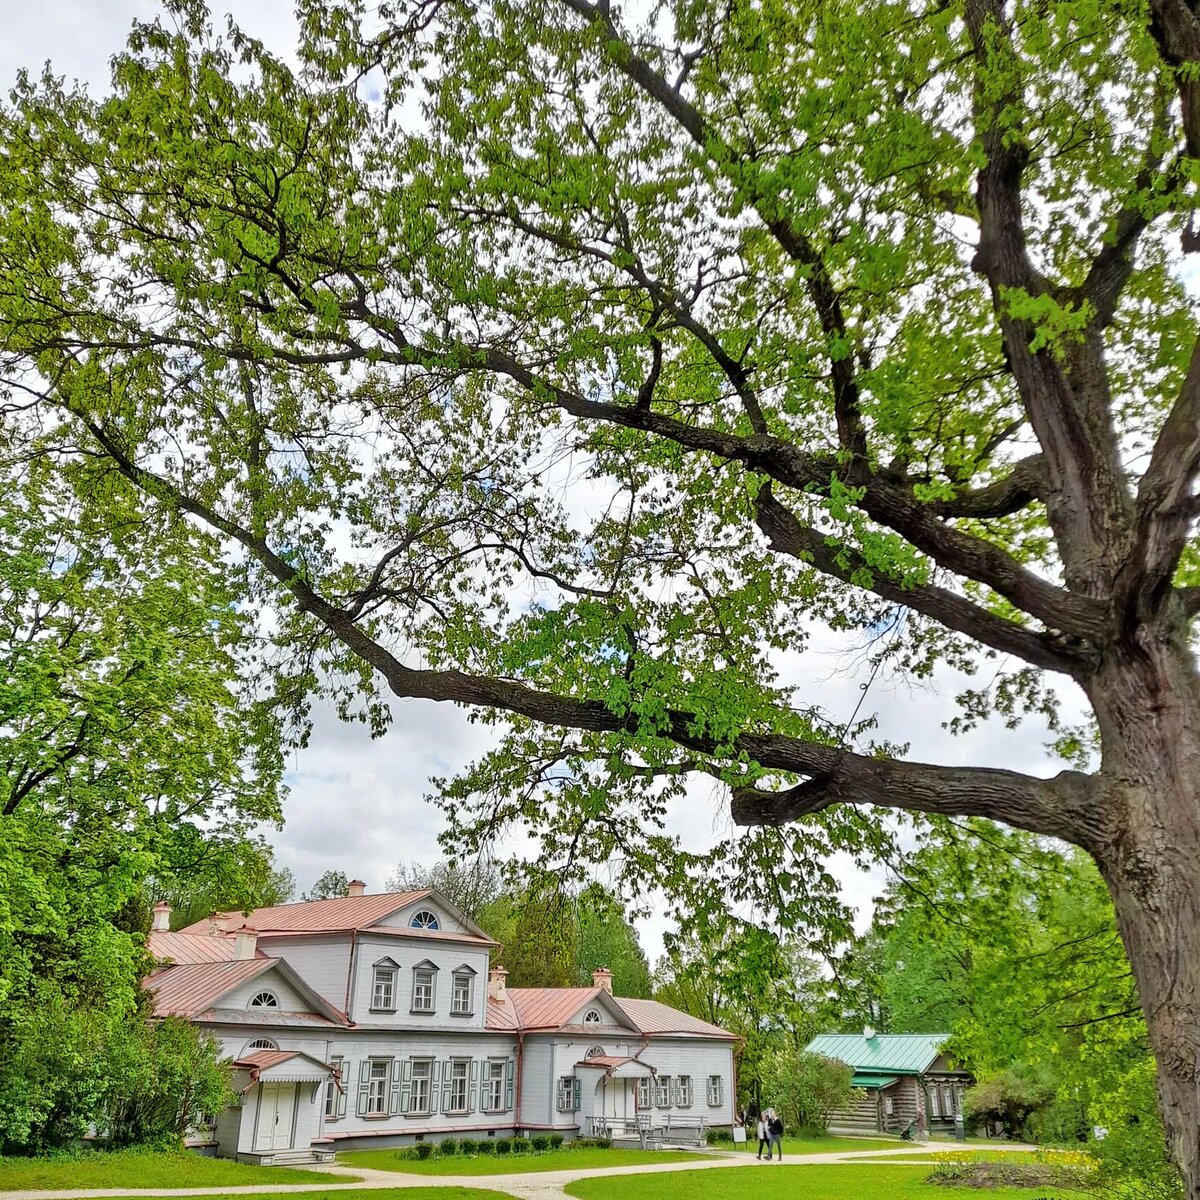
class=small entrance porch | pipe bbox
[575,1057,702,1148]
[219,1050,338,1165]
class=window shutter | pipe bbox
[388,1058,403,1115]
[716,1077,723,1105]
[469,1060,480,1112]
[573,1077,582,1112]
[672,1078,680,1105]
[337,1070,348,1119]
[504,1058,515,1111]
[432,1059,444,1113]
[399,1058,413,1114]
[356,1060,371,1117]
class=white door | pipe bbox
[255,1083,297,1152]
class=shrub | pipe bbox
[475,1139,496,1155]
[511,1136,532,1154]
[494,1138,512,1156]
[549,1133,564,1149]
[530,1134,551,1152]
[436,1137,459,1157]
[413,1141,433,1160]
[706,1127,733,1145]
[458,1138,478,1156]
[393,1148,419,1161]
[963,1064,1056,1139]
[926,1151,1095,1191]
[757,1048,854,1134]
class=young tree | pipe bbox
[302,870,349,902]
[1,0,1199,1185]
[387,859,505,920]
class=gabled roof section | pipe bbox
[145,956,349,1026]
[506,986,635,1032]
[146,930,265,964]
[179,889,432,935]
[805,1032,951,1075]
[177,886,496,945]
[492,987,735,1039]
[231,1050,338,1090]
[613,997,738,1040]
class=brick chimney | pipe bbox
[207,916,222,936]
[151,901,172,932]
[592,967,613,994]
[234,924,258,960]
[488,965,508,1001]
[347,879,366,897]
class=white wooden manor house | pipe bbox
[144,883,736,1163]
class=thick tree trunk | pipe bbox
[1089,629,1200,1197]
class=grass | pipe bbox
[724,1135,907,1157]
[566,1162,1078,1200]
[88,1191,504,1200]
[843,1150,1044,1165]
[0,1148,351,1191]
[338,1147,714,1175]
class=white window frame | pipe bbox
[367,1059,390,1115]
[325,1055,344,1118]
[372,962,397,1011]
[409,1058,433,1115]
[678,1075,693,1107]
[706,1074,723,1106]
[243,1037,278,1053]
[636,1077,651,1109]
[556,1075,578,1113]
[410,909,440,930]
[583,1008,602,1026]
[655,1075,671,1107]
[484,1059,505,1112]
[451,970,474,1015]
[446,1059,470,1113]
[411,963,437,1013]
[248,990,278,1009]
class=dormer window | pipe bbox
[372,958,399,1012]
[583,1008,602,1026]
[410,909,440,930]
[451,965,475,1015]
[248,990,278,1008]
[411,960,438,1012]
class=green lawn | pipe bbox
[566,1162,1077,1200]
[0,1148,351,1191]
[338,1147,714,1175]
[94,1191,501,1200]
[843,1150,1044,1165]
[725,1135,906,1157]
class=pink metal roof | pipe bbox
[614,997,737,1040]
[507,987,612,1030]
[485,995,520,1031]
[178,889,431,935]
[144,959,275,1018]
[233,1049,310,1072]
[146,930,262,964]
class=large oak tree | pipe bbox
[1,0,1199,1184]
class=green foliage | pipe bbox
[510,1136,532,1154]
[530,1135,551,1152]
[413,1142,434,1160]
[302,871,350,902]
[494,1138,512,1156]
[963,1065,1056,1138]
[757,1049,854,1135]
[705,1127,734,1145]
[549,1134,565,1150]
[436,1138,460,1157]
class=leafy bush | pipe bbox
[510,1136,531,1154]
[494,1138,512,1156]
[549,1134,564,1149]
[457,1139,478,1156]
[475,1139,496,1155]
[413,1142,433,1160]
[757,1049,854,1134]
[963,1064,1056,1139]
[926,1151,1095,1191]
[572,1137,613,1149]
[530,1134,551,1152]
[436,1138,459,1157]
[706,1127,733,1145]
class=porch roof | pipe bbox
[231,1050,337,1089]
[851,1072,901,1089]
[575,1056,656,1078]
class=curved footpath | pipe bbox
[0,1143,1040,1200]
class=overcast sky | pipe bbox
[2,1,1090,964]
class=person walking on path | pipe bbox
[755,1112,768,1159]
[767,1110,784,1161]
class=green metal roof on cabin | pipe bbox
[851,1073,900,1089]
[805,1032,949,1075]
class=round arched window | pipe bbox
[248,990,279,1008]
[410,910,440,930]
[585,1045,606,1059]
[244,1037,278,1052]
[583,1009,602,1025]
